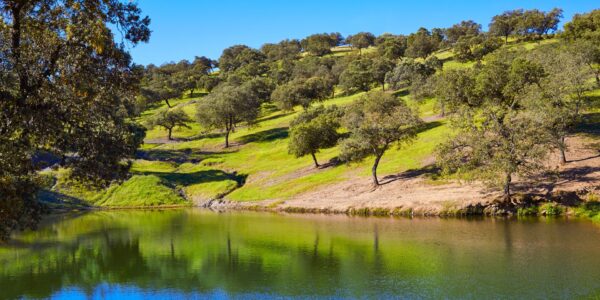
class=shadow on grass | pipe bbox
[417,121,443,133]
[391,89,409,98]
[256,111,294,124]
[574,112,600,136]
[136,148,234,163]
[238,127,289,144]
[138,170,247,188]
[38,189,92,208]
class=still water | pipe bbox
[1,209,600,299]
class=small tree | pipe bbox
[148,108,193,140]
[340,91,422,186]
[288,106,341,168]
[271,77,332,110]
[196,82,262,148]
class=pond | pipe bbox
[1,209,600,299]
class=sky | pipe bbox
[128,0,599,66]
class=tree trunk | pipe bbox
[595,71,600,88]
[165,99,171,108]
[167,128,173,140]
[503,172,512,201]
[440,100,446,117]
[372,154,383,186]
[311,152,320,168]
[381,82,385,91]
[559,136,567,165]
[224,129,230,148]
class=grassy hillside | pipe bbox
[42,38,599,207]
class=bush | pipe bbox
[517,206,539,216]
[540,203,565,216]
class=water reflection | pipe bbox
[1,210,600,299]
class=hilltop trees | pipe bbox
[346,32,376,54]
[453,34,503,62]
[260,39,302,61]
[148,109,193,140]
[406,28,441,59]
[288,106,341,168]
[340,91,422,186]
[445,20,482,44]
[340,58,377,92]
[301,33,343,56]
[563,9,600,87]
[489,8,563,42]
[375,34,408,60]
[218,45,266,76]
[0,0,150,239]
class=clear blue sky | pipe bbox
[129,0,599,66]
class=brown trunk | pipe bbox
[381,82,385,91]
[372,154,383,186]
[165,99,172,108]
[167,128,173,140]
[311,152,320,168]
[503,172,512,201]
[224,129,230,148]
[559,136,567,164]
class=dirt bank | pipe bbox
[202,136,600,216]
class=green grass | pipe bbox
[45,168,188,207]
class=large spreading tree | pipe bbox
[0,0,150,239]
[340,91,422,186]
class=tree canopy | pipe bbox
[0,0,150,239]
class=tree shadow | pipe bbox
[238,127,289,144]
[574,112,600,136]
[417,121,443,133]
[379,165,441,185]
[256,112,294,125]
[138,169,247,188]
[37,189,92,208]
[136,148,234,164]
[392,89,409,98]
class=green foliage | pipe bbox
[340,91,422,185]
[375,34,407,60]
[218,45,266,74]
[406,27,441,59]
[490,8,563,42]
[340,58,376,93]
[288,106,341,167]
[540,203,565,216]
[271,77,333,110]
[301,33,343,56]
[436,51,551,199]
[517,206,539,216]
[445,20,482,44]
[0,0,150,239]
[454,34,503,62]
[147,108,193,140]
[260,39,302,61]
[346,32,376,53]
[196,81,263,147]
